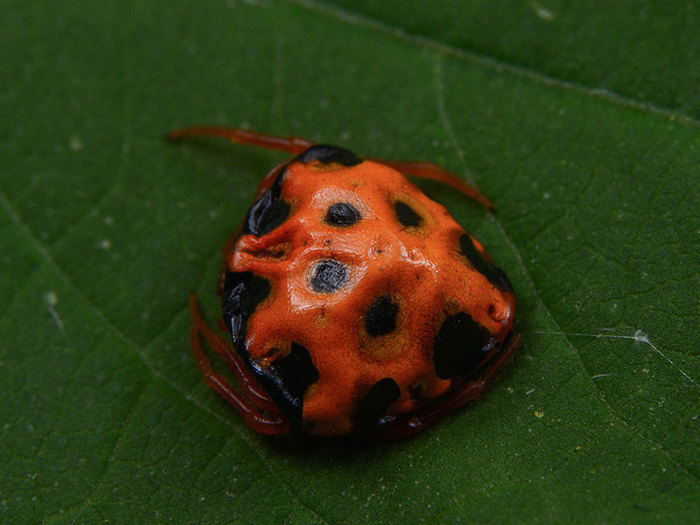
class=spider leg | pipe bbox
[167,126,492,208]
[167,126,314,155]
[373,159,493,209]
[380,332,521,440]
[190,295,277,411]
[189,294,291,435]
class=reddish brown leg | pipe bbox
[380,333,522,440]
[374,159,493,209]
[167,126,314,155]
[190,295,277,411]
[167,126,493,208]
[189,294,291,434]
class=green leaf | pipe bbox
[1,0,698,523]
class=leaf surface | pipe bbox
[1,1,698,523]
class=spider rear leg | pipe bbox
[380,332,521,440]
[189,294,291,435]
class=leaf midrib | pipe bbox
[282,0,700,128]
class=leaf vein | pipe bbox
[283,0,700,128]
[431,59,699,483]
[50,379,152,522]
[0,189,331,523]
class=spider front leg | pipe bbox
[167,125,493,209]
[189,294,291,435]
[167,126,314,155]
[373,159,493,209]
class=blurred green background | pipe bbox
[1,1,698,523]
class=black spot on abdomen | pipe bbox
[244,169,290,236]
[459,234,513,292]
[324,202,361,227]
[222,271,271,344]
[364,294,399,336]
[294,145,363,167]
[394,201,422,227]
[433,312,495,379]
[253,343,320,429]
[353,377,401,433]
[310,260,348,293]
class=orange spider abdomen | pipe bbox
[220,144,515,436]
